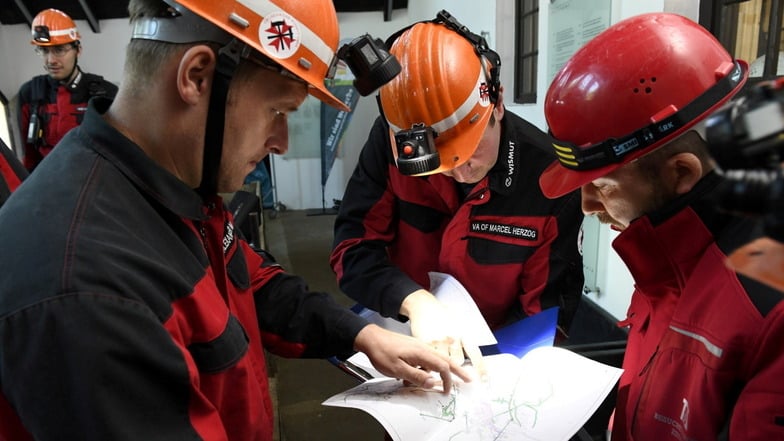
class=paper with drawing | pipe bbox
[323,345,622,441]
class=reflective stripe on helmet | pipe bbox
[388,67,490,135]
[237,0,334,68]
[44,27,78,38]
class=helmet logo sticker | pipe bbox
[260,12,301,59]
[479,82,491,104]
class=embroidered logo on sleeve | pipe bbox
[470,221,538,241]
[223,220,235,255]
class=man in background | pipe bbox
[17,8,117,172]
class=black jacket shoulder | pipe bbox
[81,73,118,100]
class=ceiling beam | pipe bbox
[77,0,100,33]
[13,0,33,27]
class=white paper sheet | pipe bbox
[347,272,497,379]
[324,346,622,441]
[354,272,497,346]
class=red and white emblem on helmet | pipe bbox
[259,11,301,59]
[479,82,491,104]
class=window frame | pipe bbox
[514,0,539,104]
[700,0,784,83]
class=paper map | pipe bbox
[324,346,622,441]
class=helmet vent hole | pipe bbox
[633,77,656,94]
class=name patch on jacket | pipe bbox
[470,221,538,241]
[223,220,235,254]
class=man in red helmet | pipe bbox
[17,8,117,172]
[0,1,471,440]
[331,11,585,368]
[539,12,784,440]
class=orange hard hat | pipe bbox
[31,9,80,46]
[132,0,348,111]
[379,15,499,175]
[539,13,748,198]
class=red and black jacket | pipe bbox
[0,139,27,208]
[331,113,585,331]
[0,98,367,441]
[17,71,117,171]
[610,172,784,440]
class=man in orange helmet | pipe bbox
[17,8,118,172]
[539,13,784,440]
[331,11,585,368]
[0,1,471,440]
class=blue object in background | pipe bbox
[245,160,274,209]
[482,307,559,358]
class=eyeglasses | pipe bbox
[34,45,75,58]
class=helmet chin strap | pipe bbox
[196,40,243,197]
[63,62,80,86]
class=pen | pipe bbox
[329,356,375,382]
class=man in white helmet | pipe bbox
[0,1,471,440]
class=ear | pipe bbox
[664,152,704,195]
[494,86,505,120]
[176,45,217,106]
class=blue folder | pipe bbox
[481,307,559,358]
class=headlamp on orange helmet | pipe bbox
[31,9,81,47]
[336,35,401,97]
[380,10,501,176]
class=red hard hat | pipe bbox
[31,9,80,46]
[539,13,748,198]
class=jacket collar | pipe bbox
[612,173,724,295]
[80,97,208,221]
[487,115,517,195]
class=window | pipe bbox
[515,0,539,104]
[701,0,784,81]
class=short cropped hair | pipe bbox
[123,0,192,93]
[635,130,714,180]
